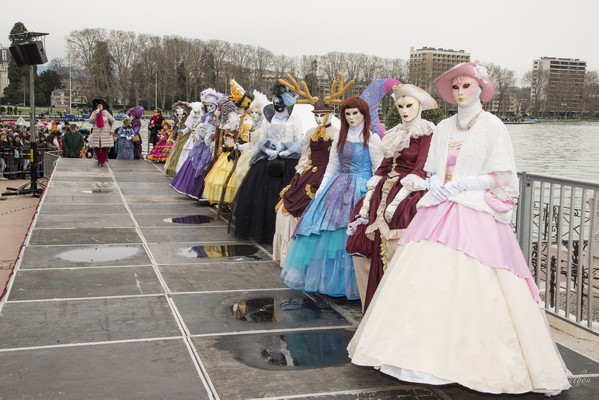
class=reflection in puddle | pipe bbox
[178,245,260,259]
[235,331,352,369]
[232,296,338,323]
[162,215,214,224]
[57,246,140,262]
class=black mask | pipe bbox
[273,95,286,113]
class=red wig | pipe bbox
[338,96,371,152]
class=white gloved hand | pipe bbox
[385,187,411,221]
[359,189,374,218]
[264,148,278,159]
[278,149,292,158]
[366,175,382,190]
[203,132,214,146]
[444,174,495,197]
[428,174,450,203]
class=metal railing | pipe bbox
[516,172,599,334]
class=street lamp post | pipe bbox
[68,51,72,113]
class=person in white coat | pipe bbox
[348,62,571,396]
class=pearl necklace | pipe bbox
[455,110,483,132]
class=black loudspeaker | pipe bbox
[9,41,47,66]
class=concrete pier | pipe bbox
[0,158,597,399]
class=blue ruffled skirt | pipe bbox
[281,171,369,299]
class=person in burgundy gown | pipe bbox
[346,84,437,311]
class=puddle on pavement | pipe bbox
[162,215,214,224]
[178,244,261,259]
[57,246,140,263]
[232,331,352,370]
[231,295,346,324]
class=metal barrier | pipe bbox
[0,147,61,180]
[516,172,599,334]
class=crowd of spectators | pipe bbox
[0,120,91,180]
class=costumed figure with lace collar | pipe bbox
[233,82,304,242]
[164,101,191,176]
[273,73,353,267]
[281,96,383,300]
[203,80,252,205]
[116,115,135,160]
[147,120,173,162]
[126,105,144,160]
[175,101,204,173]
[170,89,225,200]
[348,63,570,395]
[235,90,268,184]
[346,84,436,312]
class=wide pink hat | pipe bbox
[434,62,495,105]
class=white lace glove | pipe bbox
[428,174,450,203]
[400,174,428,191]
[264,148,278,159]
[359,189,374,218]
[385,187,411,221]
[203,132,214,146]
[237,142,249,153]
[366,175,382,190]
[444,175,495,197]
[278,149,292,158]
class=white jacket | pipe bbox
[418,111,519,224]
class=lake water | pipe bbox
[507,121,599,183]
[81,119,599,184]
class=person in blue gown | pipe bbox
[281,96,383,299]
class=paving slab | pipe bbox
[173,289,352,335]
[159,262,286,293]
[38,203,129,215]
[128,202,213,215]
[0,339,210,400]
[0,296,180,349]
[29,227,141,245]
[114,173,171,182]
[149,242,270,264]
[124,194,192,204]
[19,244,151,269]
[41,193,123,205]
[34,214,136,229]
[46,180,116,189]
[140,225,234,243]
[9,266,163,300]
[50,175,114,182]
[192,328,401,400]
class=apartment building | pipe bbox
[408,47,471,103]
[531,57,586,117]
[0,47,9,97]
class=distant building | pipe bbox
[0,47,9,98]
[408,46,471,104]
[51,89,70,108]
[530,57,586,117]
[50,88,87,110]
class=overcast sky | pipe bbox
[2,0,597,82]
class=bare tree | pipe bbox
[483,63,516,117]
[523,69,548,117]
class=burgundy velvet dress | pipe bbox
[346,134,431,310]
[281,137,333,218]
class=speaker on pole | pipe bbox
[9,41,47,67]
